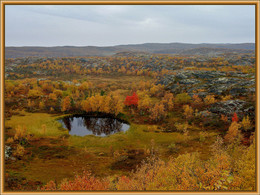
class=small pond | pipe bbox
[58,115,130,137]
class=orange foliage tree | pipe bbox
[61,96,71,112]
[224,121,240,143]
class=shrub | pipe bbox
[224,121,240,143]
[116,152,242,190]
[235,140,255,190]
[221,95,232,101]
[220,114,228,123]
[240,116,251,131]
[192,94,202,106]
[175,122,188,133]
[13,144,25,158]
[168,143,177,153]
[41,171,109,190]
[175,93,191,104]
[149,103,166,122]
[42,140,255,191]
[204,95,216,105]
[14,125,27,141]
[124,92,139,107]
[183,104,193,119]
[6,137,14,144]
[232,113,239,122]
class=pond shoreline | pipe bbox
[58,113,130,137]
[57,112,130,125]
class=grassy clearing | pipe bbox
[86,74,152,86]
[5,111,68,137]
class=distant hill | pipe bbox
[5,43,255,58]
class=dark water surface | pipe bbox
[58,115,130,137]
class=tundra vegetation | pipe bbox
[4,51,256,191]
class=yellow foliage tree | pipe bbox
[61,96,71,112]
[192,94,202,106]
[224,121,240,143]
[149,103,166,122]
[138,95,152,114]
[48,93,57,101]
[240,116,252,131]
[235,140,255,190]
[162,92,174,111]
[183,104,193,119]
[204,95,216,105]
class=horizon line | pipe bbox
[5,42,255,48]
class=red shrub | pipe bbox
[124,92,139,107]
[41,171,109,191]
[232,113,238,122]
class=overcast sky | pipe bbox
[5,5,255,47]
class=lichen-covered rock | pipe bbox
[229,88,248,96]
[158,69,255,98]
[178,79,201,85]
[208,100,247,118]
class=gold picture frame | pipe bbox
[0,0,259,194]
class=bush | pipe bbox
[41,171,109,190]
[13,144,25,158]
[183,104,193,119]
[6,137,14,144]
[175,122,188,133]
[240,116,251,131]
[204,95,216,105]
[116,152,242,190]
[175,93,191,104]
[168,143,178,153]
[14,125,27,141]
[224,121,240,143]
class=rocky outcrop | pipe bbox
[208,100,254,119]
[158,70,255,97]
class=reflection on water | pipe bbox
[59,116,130,137]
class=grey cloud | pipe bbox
[5,5,255,46]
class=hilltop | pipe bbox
[5,42,255,58]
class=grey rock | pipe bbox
[209,77,240,85]
[208,85,231,95]
[209,100,247,117]
[192,71,225,79]
[238,79,255,87]
[169,84,183,94]
[5,145,12,160]
[178,79,201,85]
[229,88,248,96]
[227,72,249,78]
[175,72,189,79]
